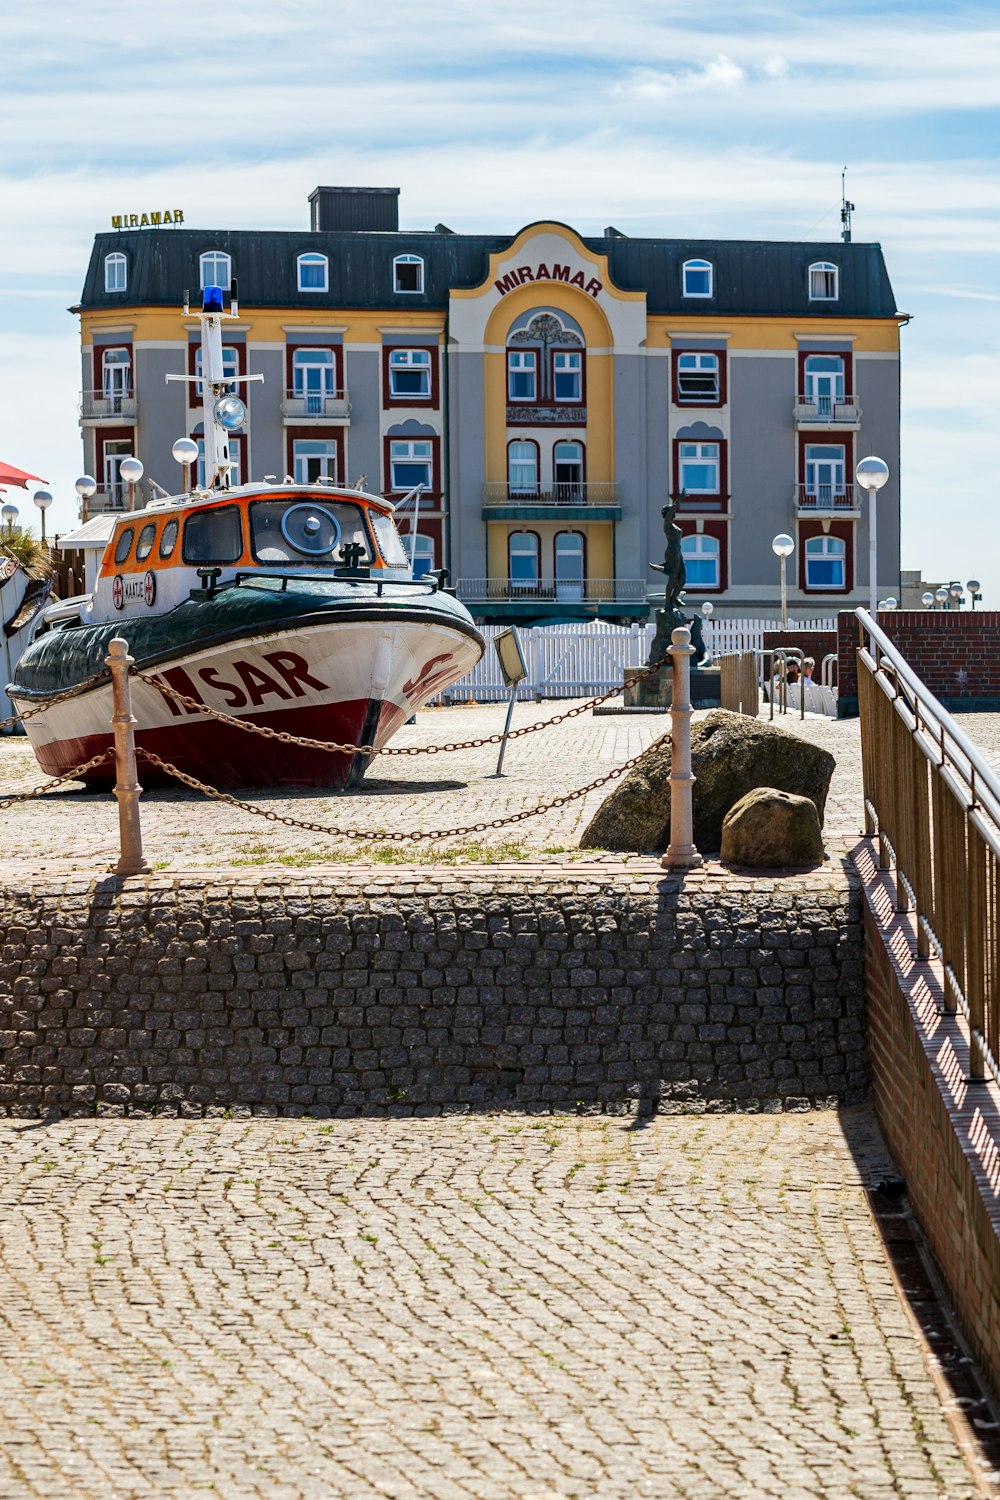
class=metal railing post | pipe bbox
[106,637,150,876]
[661,625,703,870]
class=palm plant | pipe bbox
[0,524,54,579]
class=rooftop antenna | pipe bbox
[841,166,854,244]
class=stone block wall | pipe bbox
[0,866,867,1118]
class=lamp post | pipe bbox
[119,456,144,513]
[172,437,199,494]
[32,488,53,544]
[1,502,19,536]
[855,456,890,615]
[934,587,950,610]
[949,583,964,610]
[75,474,97,524]
[883,596,897,611]
[771,533,794,629]
[968,579,982,610]
[921,591,935,609]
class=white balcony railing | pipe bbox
[280,389,351,421]
[80,390,136,421]
[456,577,647,604]
[87,487,127,513]
[481,482,620,506]
[795,484,861,514]
[793,395,861,425]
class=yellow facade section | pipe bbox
[648,314,903,354]
[451,221,645,307]
[80,307,444,345]
[487,521,614,580]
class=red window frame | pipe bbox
[672,437,729,510]
[798,519,853,594]
[383,344,439,409]
[285,427,346,482]
[93,342,133,394]
[382,434,441,498]
[671,348,726,408]
[797,348,853,403]
[677,520,727,593]
[284,343,344,403]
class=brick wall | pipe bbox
[837,610,1000,716]
[0,867,868,1119]
[862,862,1000,1398]
[761,629,837,673]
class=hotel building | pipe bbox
[74,186,905,622]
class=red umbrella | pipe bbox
[0,461,47,489]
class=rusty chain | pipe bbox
[0,668,111,735]
[0,748,113,810]
[135,743,652,842]
[133,647,672,759]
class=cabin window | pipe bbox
[135,523,157,562]
[369,511,410,568]
[248,499,373,566]
[182,505,243,565]
[114,527,135,565]
[159,519,179,559]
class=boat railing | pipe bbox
[230,567,454,598]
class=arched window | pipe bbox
[292,348,336,414]
[200,250,232,289]
[808,261,839,301]
[681,533,720,589]
[393,254,424,294]
[104,252,127,293]
[507,441,538,496]
[805,534,846,589]
[297,253,329,292]
[803,354,845,416]
[554,531,585,601]
[508,531,540,590]
[553,441,583,501]
[682,258,713,298]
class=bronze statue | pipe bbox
[650,500,686,613]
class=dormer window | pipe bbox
[104,253,127,293]
[393,254,424,294]
[809,261,839,301]
[682,259,713,298]
[200,250,232,290]
[297,252,328,292]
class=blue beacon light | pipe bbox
[202,284,225,313]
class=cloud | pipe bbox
[617,54,746,99]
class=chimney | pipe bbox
[308,187,400,233]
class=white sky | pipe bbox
[2,0,998,600]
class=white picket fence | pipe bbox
[439,618,838,702]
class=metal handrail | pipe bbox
[856,606,1000,1084]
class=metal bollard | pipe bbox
[106,637,150,876]
[661,625,703,871]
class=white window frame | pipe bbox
[297,253,329,292]
[554,531,585,600]
[507,441,538,496]
[389,439,433,492]
[292,439,338,485]
[804,443,846,500]
[104,253,127,293]
[552,350,583,403]
[508,350,537,402]
[509,531,540,589]
[393,254,424,294]
[194,345,240,399]
[388,348,432,399]
[682,259,713,298]
[803,354,845,415]
[678,441,721,494]
[405,532,435,579]
[676,352,720,403]
[102,347,131,398]
[681,533,720,589]
[808,261,839,301]
[199,250,232,290]
[804,534,846,590]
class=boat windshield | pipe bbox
[249,499,374,566]
[368,511,410,568]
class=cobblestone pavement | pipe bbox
[0,700,873,874]
[0,1110,987,1499]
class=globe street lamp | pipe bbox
[172,437,200,494]
[949,583,965,610]
[74,475,97,523]
[1,502,19,536]
[119,456,144,513]
[921,591,935,609]
[855,456,890,615]
[968,579,983,610]
[934,587,950,609]
[771,534,794,629]
[33,488,53,543]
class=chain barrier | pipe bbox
[0,668,111,735]
[0,748,114,810]
[135,743,650,843]
[133,647,672,759]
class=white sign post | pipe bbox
[492,627,528,777]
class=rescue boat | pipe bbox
[9,285,484,790]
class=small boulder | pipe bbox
[720,787,824,868]
[578,708,834,853]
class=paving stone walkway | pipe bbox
[0,1110,987,1499]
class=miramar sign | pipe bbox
[494,263,603,300]
[111,210,185,229]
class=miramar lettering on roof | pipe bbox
[494,264,603,299]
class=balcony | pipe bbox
[481,481,621,521]
[87,487,128,513]
[280,389,351,424]
[793,395,861,430]
[80,389,136,423]
[456,578,648,620]
[795,484,861,516]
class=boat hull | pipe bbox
[11,609,483,791]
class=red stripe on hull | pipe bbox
[34,697,409,791]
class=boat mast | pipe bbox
[166,283,262,490]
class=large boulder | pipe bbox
[578,708,835,853]
[720,787,824,868]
